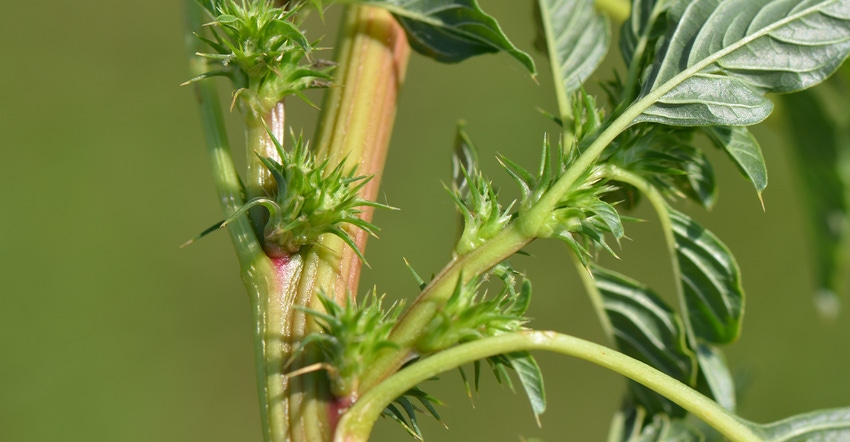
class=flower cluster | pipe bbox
[247,132,391,260]
[416,264,531,354]
[449,125,514,256]
[298,291,402,398]
[187,0,331,116]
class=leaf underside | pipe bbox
[537,0,611,96]
[702,125,768,200]
[635,0,850,127]
[695,344,736,412]
[758,407,850,441]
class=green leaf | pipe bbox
[758,407,850,441]
[620,0,672,67]
[703,126,768,202]
[695,344,736,412]
[668,209,744,344]
[672,144,717,210]
[635,414,705,442]
[507,351,547,423]
[781,87,848,316]
[634,0,850,126]
[536,0,611,98]
[609,407,705,442]
[593,265,697,417]
[357,0,536,74]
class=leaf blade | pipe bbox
[359,0,536,73]
[537,0,611,97]
[695,344,736,413]
[759,407,850,441]
[507,351,547,423]
[668,209,744,345]
[634,0,850,126]
[703,126,768,201]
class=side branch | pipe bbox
[336,331,761,442]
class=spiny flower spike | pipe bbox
[183,130,395,262]
[499,133,625,267]
[416,265,532,355]
[186,0,332,116]
[449,124,514,256]
[293,291,403,398]
[258,130,396,262]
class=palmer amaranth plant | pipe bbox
[183,0,850,440]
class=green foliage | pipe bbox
[413,263,546,422]
[535,0,610,101]
[257,132,392,259]
[604,125,718,209]
[634,0,850,126]
[352,0,536,73]
[757,406,850,441]
[500,132,625,264]
[449,125,513,256]
[702,126,767,202]
[668,208,744,345]
[380,386,446,441]
[610,407,703,442]
[594,265,696,417]
[415,265,532,354]
[184,0,850,440]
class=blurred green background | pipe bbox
[2,1,849,441]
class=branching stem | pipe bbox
[360,68,652,393]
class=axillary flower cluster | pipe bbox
[185,0,386,259]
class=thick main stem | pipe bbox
[309,5,410,303]
[283,6,410,441]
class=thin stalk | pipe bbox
[336,331,760,442]
[572,254,615,342]
[360,85,650,392]
[357,223,532,392]
[538,0,574,138]
[601,165,699,349]
[185,3,287,441]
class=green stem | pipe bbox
[360,64,652,393]
[357,223,532,391]
[600,165,699,349]
[537,0,574,138]
[572,253,615,343]
[284,5,410,440]
[185,3,286,441]
[336,331,759,442]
